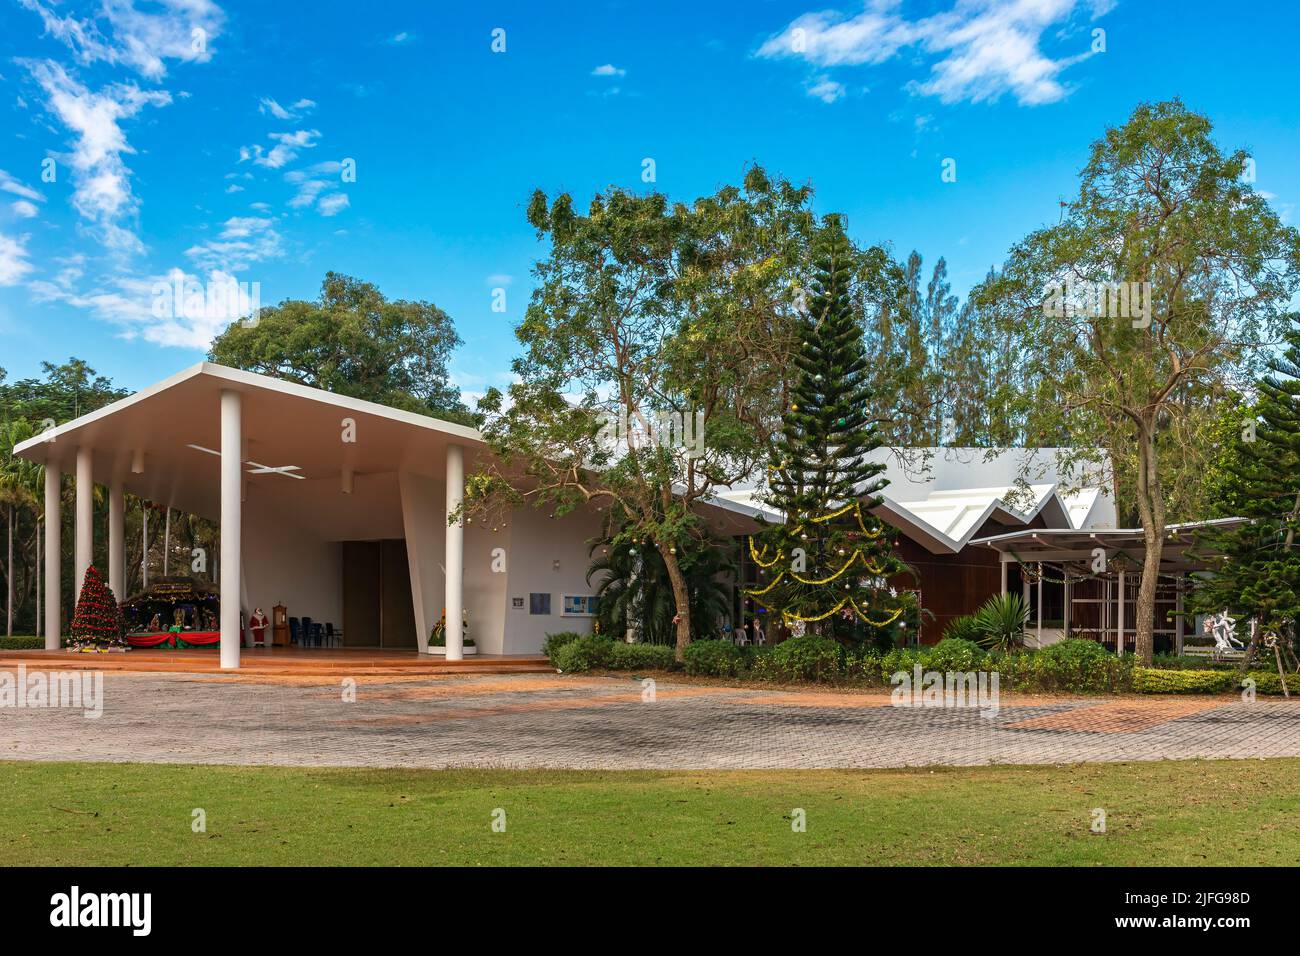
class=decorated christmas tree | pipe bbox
[70,565,127,650]
[1191,313,1300,678]
[747,216,915,641]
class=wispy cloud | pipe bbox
[591,63,627,77]
[259,96,316,121]
[240,129,321,169]
[0,232,34,285]
[757,0,1110,106]
[185,215,284,272]
[23,60,170,253]
[18,0,226,80]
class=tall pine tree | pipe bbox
[748,216,915,641]
[1191,313,1300,675]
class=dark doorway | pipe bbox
[342,539,417,648]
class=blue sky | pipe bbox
[2,0,1298,400]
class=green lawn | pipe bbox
[3,759,1297,865]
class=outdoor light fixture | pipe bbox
[341,466,354,494]
[131,449,145,474]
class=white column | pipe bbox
[444,443,465,660]
[1063,572,1072,638]
[74,446,93,592]
[1116,569,1126,657]
[1175,580,1185,656]
[109,478,124,601]
[35,519,41,638]
[1036,563,1044,645]
[220,389,243,669]
[163,506,171,576]
[141,505,149,590]
[999,557,1008,595]
[44,463,61,649]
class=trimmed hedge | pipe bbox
[1133,667,1297,696]
[752,635,843,683]
[0,636,43,650]
[551,635,679,673]
[608,642,676,671]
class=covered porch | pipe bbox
[972,520,1246,654]
[14,363,486,668]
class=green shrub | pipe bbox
[927,637,987,673]
[608,642,677,671]
[763,635,844,682]
[844,649,886,684]
[880,646,929,682]
[0,636,43,650]
[1240,670,1299,696]
[941,615,982,644]
[551,635,614,672]
[972,593,1030,652]
[1133,667,1235,694]
[1027,639,1132,693]
[542,631,584,662]
[683,639,746,677]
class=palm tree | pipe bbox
[0,419,38,636]
[587,534,735,644]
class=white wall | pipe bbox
[502,501,605,653]
[241,483,344,633]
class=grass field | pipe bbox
[3,758,1298,865]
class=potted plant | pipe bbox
[429,609,476,655]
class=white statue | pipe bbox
[1204,611,1245,659]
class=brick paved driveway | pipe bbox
[3,671,1299,769]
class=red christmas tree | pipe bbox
[70,565,127,648]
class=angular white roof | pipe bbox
[710,448,1115,555]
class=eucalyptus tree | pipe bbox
[973,99,1300,663]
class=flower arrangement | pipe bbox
[431,609,475,647]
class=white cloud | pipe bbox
[240,129,320,169]
[0,232,34,285]
[807,75,845,103]
[259,96,316,121]
[0,170,45,203]
[31,266,260,348]
[757,0,1106,106]
[317,193,349,217]
[185,215,283,272]
[23,60,170,253]
[11,200,40,218]
[17,0,226,80]
[591,63,627,77]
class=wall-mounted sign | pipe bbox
[512,597,524,609]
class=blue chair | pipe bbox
[312,623,324,647]
[301,616,315,647]
[288,617,301,645]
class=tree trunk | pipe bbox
[6,505,12,638]
[1131,423,1165,665]
[659,543,693,663]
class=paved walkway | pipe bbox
[3,671,1299,769]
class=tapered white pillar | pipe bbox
[1116,569,1126,657]
[444,443,464,660]
[44,463,61,649]
[220,389,243,669]
[108,478,124,601]
[74,446,93,592]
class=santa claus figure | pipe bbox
[249,607,269,648]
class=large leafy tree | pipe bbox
[1191,314,1300,672]
[749,217,914,640]
[973,99,1300,664]
[466,168,827,661]
[209,272,472,424]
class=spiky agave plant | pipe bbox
[972,592,1030,653]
